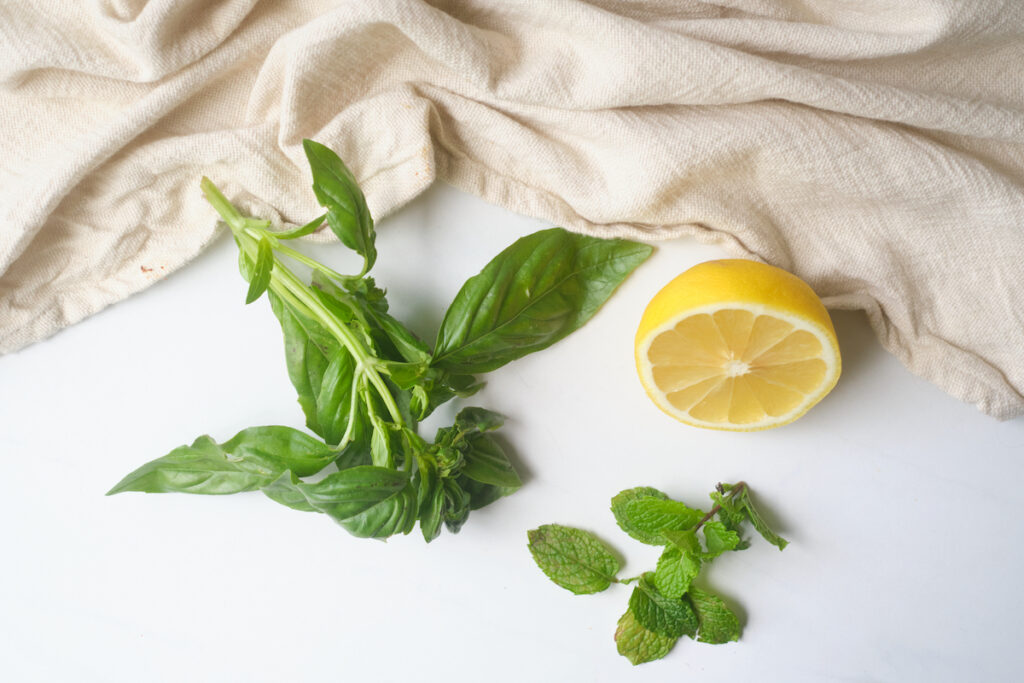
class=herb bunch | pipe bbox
[108,140,653,541]
[528,482,786,664]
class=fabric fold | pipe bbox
[1,0,1022,418]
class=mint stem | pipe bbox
[693,481,747,533]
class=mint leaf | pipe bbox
[528,481,785,664]
[702,521,741,558]
[737,489,788,550]
[662,528,702,553]
[622,498,704,544]
[614,608,678,665]
[710,489,747,536]
[654,537,702,600]
[688,587,741,644]
[610,487,669,544]
[628,575,699,639]
[527,524,620,595]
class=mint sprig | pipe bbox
[527,481,787,665]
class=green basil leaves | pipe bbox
[107,427,336,495]
[109,140,652,543]
[303,139,376,274]
[433,228,653,373]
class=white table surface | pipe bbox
[2,183,1023,683]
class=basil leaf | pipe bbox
[220,426,338,477]
[108,436,269,495]
[418,465,445,543]
[339,482,418,539]
[310,286,357,326]
[442,478,472,534]
[434,406,504,449]
[373,312,431,364]
[622,498,705,542]
[432,228,652,373]
[245,236,273,304]
[236,236,253,280]
[315,350,358,446]
[262,471,318,512]
[268,291,336,436]
[527,524,620,595]
[456,474,518,511]
[614,608,678,666]
[303,139,376,273]
[460,433,521,488]
[688,587,741,644]
[628,575,699,639]
[702,521,741,558]
[611,487,670,544]
[274,212,326,240]
[369,422,392,469]
[454,407,504,432]
[402,368,483,420]
[295,466,408,522]
[313,272,428,363]
[337,274,388,314]
[108,428,335,495]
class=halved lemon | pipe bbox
[635,259,840,431]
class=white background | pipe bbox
[2,184,1023,682]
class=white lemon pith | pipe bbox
[635,260,841,431]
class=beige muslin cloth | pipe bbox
[1,1,1022,418]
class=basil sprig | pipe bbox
[528,482,786,665]
[108,140,653,542]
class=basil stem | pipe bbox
[201,177,404,443]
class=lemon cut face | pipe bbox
[635,261,841,431]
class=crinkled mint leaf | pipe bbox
[710,489,747,537]
[737,489,788,550]
[662,528,701,553]
[654,541,702,600]
[702,521,741,558]
[628,575,699,639]
[610,487,669,544]
[622,498,705,544]
[688,587,742,644]
[527,524,620,595]
[614,608,678,665]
